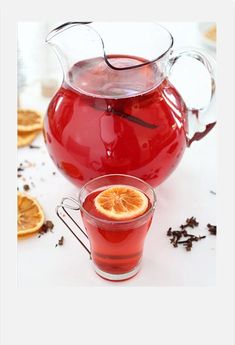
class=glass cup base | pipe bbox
[94,264,141,282]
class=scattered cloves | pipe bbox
[167,217,206,251]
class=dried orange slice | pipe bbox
[17,130,40,148]
[94,186,148,220]
[18,192,45,236]
[204,25,216,42]
[18,109,43,132]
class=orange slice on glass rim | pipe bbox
[18,109,43,132]
[94,186,148,220]
[18,192,45,236]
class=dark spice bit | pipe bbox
[23,184,30,191]
[167,217,206,251]
[52,171,56,175]
[17,174,22,178]
[207,223,216,235]
[178,236,206,251]
[45,220,54,230]
[210,190,216,195]
[38,220,54,237]
[18,161,35,171]
[55,236,64,247]
[94,104,158,129]
[180,216,199,229]
[167,227,172,236]
[29,144,40,149]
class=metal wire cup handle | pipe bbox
[56,197,91,257]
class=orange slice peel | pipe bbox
[18,109,43,132]
[18,192,45,236]
[17,130,41,147]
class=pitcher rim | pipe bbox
[46,21,174,71]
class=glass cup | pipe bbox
[57,174,156,281]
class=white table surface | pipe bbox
[17,22,216,287]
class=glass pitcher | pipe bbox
[43,22,216,187]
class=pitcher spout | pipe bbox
[45,22,105,84]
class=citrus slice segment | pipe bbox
[17,130,40,148]
[94,186,148,220]
[18,109,43,132]
[18,192,45,236]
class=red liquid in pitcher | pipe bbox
[44,55,188,187]
[81,188,153,276]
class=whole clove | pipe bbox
[207,224,216,235]
[38,220,54,237]
[55,236,64,247]
[180,217,199,229]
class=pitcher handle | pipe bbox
[166,48,216,147]
[56,197,91,258]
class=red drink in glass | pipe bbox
[77,174,156,281]
[82,190,153,277]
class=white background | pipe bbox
[1,1,234,344]
[17,22,217,287]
